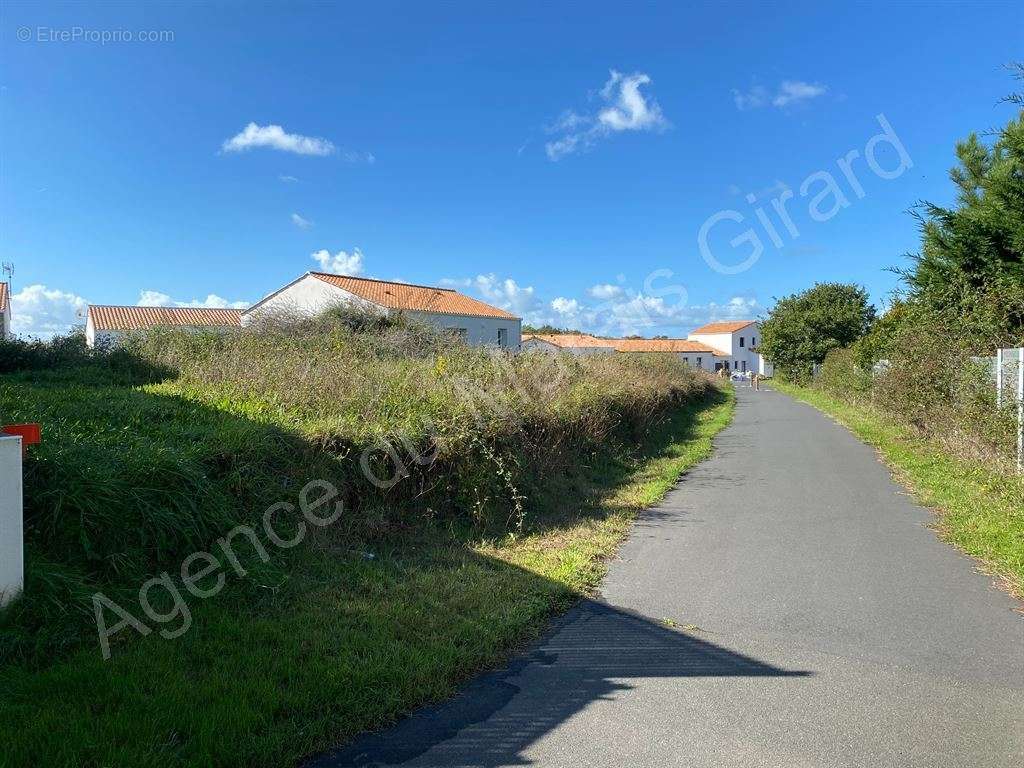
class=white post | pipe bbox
[996,347,1003,408]
[0,435,24,607]
[1017,347,1023,474]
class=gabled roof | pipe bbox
[613,338,722,354]
[310,273,518,320]
[0,282,8,313]
[523,333,617,349]
[88,305,243,331]
[690,320,756,335]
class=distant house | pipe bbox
[0,283,10,340]
[242,272,521,349]
[612,338,722,372]
[522,320,774,375]
[688,320,772,376]
[85,305,243,348]
[521,333,616,356]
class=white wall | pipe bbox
[522,338,613,356]
[242,274,380,326]
[688,331,734,356]
[85,319,236,349]
[405,310,521,350]
[243,274,521,349]
[688,324,770,375]
[85,315,121,348]
[0,435,23,607]
[677,352,717,371]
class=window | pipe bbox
[742,361,747,372]
[697,356,702,366]
[683,356,689,364]
[497,328,507,347]
[739,336,745,347]
[447,327,468,342]
[751,337,756,346]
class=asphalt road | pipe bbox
[309,385,1024,768]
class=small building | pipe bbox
[522,333,617,355]
[85,305,243,348]
[612,338,722,371]
[688,320,773,376]
[0,283,10,340]
[242,272,521,349]
[520,319,774,376]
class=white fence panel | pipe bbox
[0,435,24,607]
[994,348,1024,473]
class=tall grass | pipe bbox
[0,314,717,663]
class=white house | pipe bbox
[521,320,774,376]
[85,305,243,348]
[612,338,723,371]
[521,334,720,371]
[242,272,521,349]
[688,320,773,376]
[522,333,616,356]
[0,283,11,340]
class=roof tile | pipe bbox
[690,320,756,335]
[523,333,617,348]
[88,305,243,331]
[613,338,721,354]
[312,273,517,320]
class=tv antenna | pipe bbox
[1,261,12,289]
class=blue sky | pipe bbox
[2,0,1022,337]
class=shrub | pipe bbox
[0,313,719,661]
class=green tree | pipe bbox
[759,282,876,381]
[899,68,1024,345]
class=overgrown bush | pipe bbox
[815,310,1019,469]
[0,313,719,662]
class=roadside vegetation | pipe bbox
[761,74,1024,597]
[0,313,732,767]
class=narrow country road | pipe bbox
[310,386,1024,768]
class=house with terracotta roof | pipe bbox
[522,320,773,375]
[85,305,243,348]
[521,333,616,356]
[688,320,772,376]
[0,283,10,340]
[611,337,723,371]
[242,272,521,349]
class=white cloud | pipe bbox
[597,71,668,132]
[441,273,543,319]
[550,297,580,315]
[291,212,313,229]
[340,150,375,164]
[732,85,769,111]
[732,80,827,111]
[311,247,364,276]
[279,174,299,183]
[545,69,669,160]
[588,283,623,299]
[730,179,792,201]
[772,80,827,107]
[10,284,88,339]
[138,290,248,309]
[222,122,335,156]
[441,270,759,339]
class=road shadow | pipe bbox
[305,598,809,768]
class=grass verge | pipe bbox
[774,380,1024,599]
[0,385,733,768]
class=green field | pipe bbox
[0,325,733,767]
